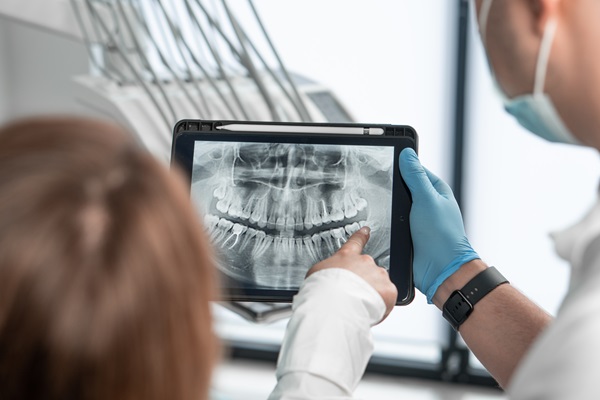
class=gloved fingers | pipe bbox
[399,148,437,200]
[339,226,371,255]
[423,167,454,199]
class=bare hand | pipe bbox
[306,226,397,321]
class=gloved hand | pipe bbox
[399,148,479,303]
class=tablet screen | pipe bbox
[190,141,394,290]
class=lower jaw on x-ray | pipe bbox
[191,141,394,290]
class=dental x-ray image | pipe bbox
[191,140,395,290]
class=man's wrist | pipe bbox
[432,259,488,309]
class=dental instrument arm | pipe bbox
[399,148,552,388]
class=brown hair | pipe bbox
[0,117,218,400]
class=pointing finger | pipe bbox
[340,226,371,255]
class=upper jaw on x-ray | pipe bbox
[191,141,394,290]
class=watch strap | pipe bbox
[461,266,507,305]
[442,267,508,331]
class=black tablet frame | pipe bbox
[172,123,416,305]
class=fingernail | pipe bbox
[359,226,370,235]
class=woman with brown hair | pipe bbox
[0,117,219,400]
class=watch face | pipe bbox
[443,290,473,330]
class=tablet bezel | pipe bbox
[172,129,415,305]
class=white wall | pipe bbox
[0,18,89,124]
[247,0,457,180]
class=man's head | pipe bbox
[0,117,218,400]
[474,0,600,148]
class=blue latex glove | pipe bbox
[399,148,479,303]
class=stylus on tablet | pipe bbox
[216,123,385,136]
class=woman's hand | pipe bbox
[306,226,397,321]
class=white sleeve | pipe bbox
[268,268,387,400]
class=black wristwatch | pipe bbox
[442,267,508,331]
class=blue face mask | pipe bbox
[478,0,580,145]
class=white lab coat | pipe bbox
[270,196,600,399]
[508,195,600,399]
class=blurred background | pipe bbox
[0,1,598,398]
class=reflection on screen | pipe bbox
[191,141,394,290]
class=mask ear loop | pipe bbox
[534,19,558,95]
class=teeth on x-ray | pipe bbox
[191,141,394,289]
[205,214,364,257]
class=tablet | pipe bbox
[171,120,417,305]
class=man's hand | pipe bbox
[306,227,397,321]
[399,148,480,303]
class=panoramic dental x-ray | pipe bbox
[191,140,395,290]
